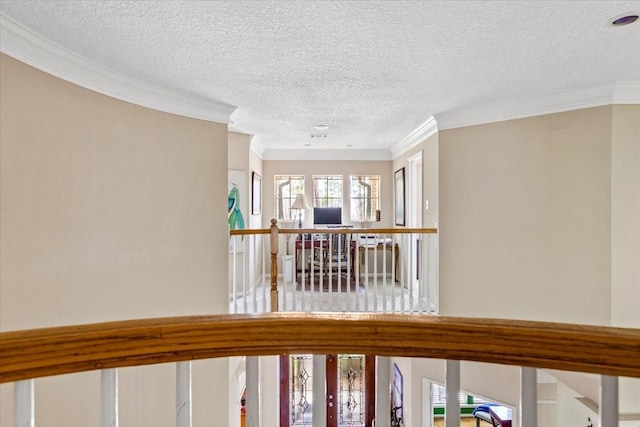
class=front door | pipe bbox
[280,354,375,427]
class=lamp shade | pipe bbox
[291,194,310,210]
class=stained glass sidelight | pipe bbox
[291,354,313,426]
[338,354,365,427]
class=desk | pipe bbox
[358,243,399,282]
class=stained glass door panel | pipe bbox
[280,354,374,427]
[337,354,365,427]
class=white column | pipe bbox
[101,369,119,427]
[245,357,259,427]
[599,375,618,427]
[176,362,192,427]
[14,379,34,427]
[313,355,327,427]
[376,356,391,427]
[520,367,537,427]
[445,360,460,427]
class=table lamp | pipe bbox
[291,193,310,228]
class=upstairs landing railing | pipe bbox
[1,314,639,427]
[229,220,438,314]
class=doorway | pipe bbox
[280,354,375,427]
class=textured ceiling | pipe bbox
[1,0,639,156]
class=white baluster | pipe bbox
[14,379,34,427]
[383,233,389,312]
[176,362,192,427]
[250,234,256,313]
[599,375,618,427]
[367,242,373,311]
[313,355,327,426]
[520,367,537,427]
[101,369,119,427]
[401,233,407,313]
[243,234,248,314]
[408,232,412,313]
[246,356,259,427]
[231,244,237,314]
[376,356,391,427]
[431,231,440,314]
[419,233,425,314]
[445,360,460,427]
[263,235,268,313]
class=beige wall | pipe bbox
[262,160,394,228]
[439,106,612,324]
[610,104,640,329]
[0,54,230,426]
[610,104,640,414]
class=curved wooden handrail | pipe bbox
[1,313,638,383]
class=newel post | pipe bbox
[270,218,279,312]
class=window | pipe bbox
[275,175,305,221]
[350,175,380,221]
[312,175,343,208]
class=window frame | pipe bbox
[274,175,305,221]
[312,175,343,208]
[350,175,380,222]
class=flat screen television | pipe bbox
[313,207,342,225]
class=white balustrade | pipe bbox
[520,367,537,427]
[229,227,439,315]
[14,379,34,427]
[101,369,118,427]
[176,362,192,427]
[312,355,327,427]
[376,356,391,427]
[245,357,259,427]
[445,360,461,427]
[600,375,619,427]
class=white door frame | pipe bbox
[407,152,423,228]
[407,152,423,300]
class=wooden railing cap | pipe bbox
[1,313,639,383]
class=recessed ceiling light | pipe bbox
[304,143,312,147]
[314,125,329,131]
[347,144,354,147]
[612,14,638,25]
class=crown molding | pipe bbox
[250,136,266,159]
[0,13,236,123]
[612,81,640,104]
[436,82,640,131]
[262,149,391,161]
[389,116,438,160]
